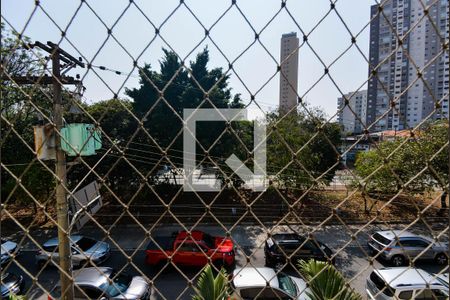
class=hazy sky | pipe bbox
[2,0,375,119]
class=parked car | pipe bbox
[367,230,448,266]
[48,267,149,299]
[434,272,449,288]
[145,230,235,269]
[1,238,20,266]
[36,235,110,268]
[231,267,310,299]
[366,267,448,299]
[264,233,334,270]
[1,272,24,298]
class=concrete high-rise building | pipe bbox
[367,0,449,131]
[337,90,368,134]
[279,32,299,114]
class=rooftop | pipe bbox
[233,267,278,289]
[377,230,419,240]
[375,268,444,289]
[43,235,82,247]
[282,32,297,38]
[73,267,112,285]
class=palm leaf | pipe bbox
[298,259,362,300]
[8,294,26,300]
[192,264,230,300]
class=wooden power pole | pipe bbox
[52,48,73,300]
[4,41,84,299]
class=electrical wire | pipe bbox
[89,64,279,109]
[98,142,342,180]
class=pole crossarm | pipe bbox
[1,75,82,85]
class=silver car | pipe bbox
[366,267,448,299]
[368,230,448,266]
[232,267,310,299]
[1,238,20,266]
[36,235,110,268]
[49,267,149,300]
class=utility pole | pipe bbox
[3,41,84,300]
[52,48,73,300]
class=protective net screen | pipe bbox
[1,0,449,299]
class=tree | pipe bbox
[192,264,230,300]
[85,98,135,142]
[298,259,362,300]
[1,23,48,120]
[66,98,139,192]
[266,109,341,191]
[126,47,242,150]
[354,120,448,195]
[125,47,249,187]
[1,25,55,208]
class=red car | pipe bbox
[145,230,235,269]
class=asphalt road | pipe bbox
[2,223,448,300]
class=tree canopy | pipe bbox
[354,120,448,194]
[266,109,341,190]
[1,25,55,207]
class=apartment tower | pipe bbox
[279,32,299,114]
[337,90,368,134]
[366,0,449,131]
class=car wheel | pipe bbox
[391,255,406,267]
[435,253,448,265]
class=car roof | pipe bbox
[375,268,444,289]
[376,230,424,240]
[233,267,279,289]
[434,273,449,287]
[177,231,206,241]
[73,267,112,286]
[271,233,304,243]
[43,235,83,247]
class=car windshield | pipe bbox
[370,272,395,297]
[372,233,392,246]
[99,272,132,297]
[1,272,17,281]
[277,273,297,297]
[74,237,97,251]
[436,276,449,288]
[203,233,215,248]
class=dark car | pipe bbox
[1,272,24,298]
[264,233,334,269]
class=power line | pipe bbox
[89,64,278,109]
[99,142,339,179]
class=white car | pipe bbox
[36,235,110,268]
[366,267,448,299]
[232,267,310,299]
[434,272,449,288]
[49,267,150,299]
[1,238,19,266]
